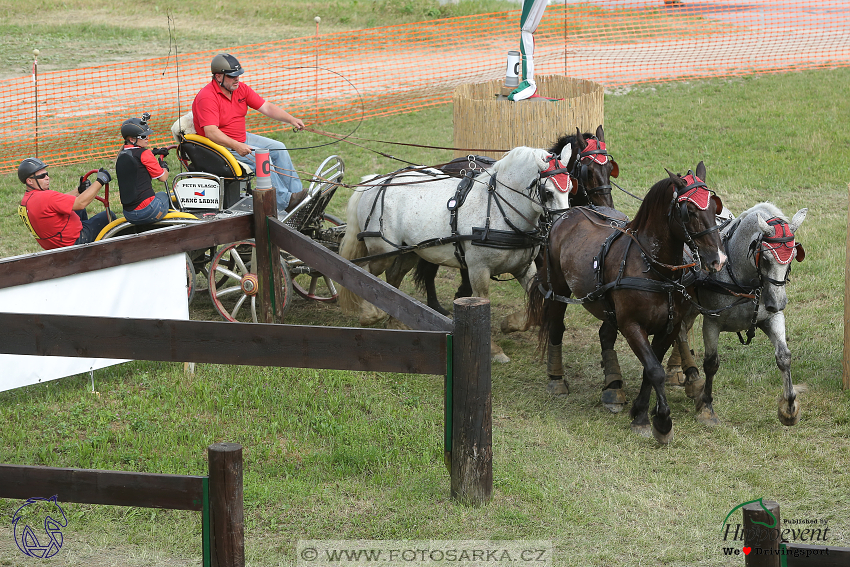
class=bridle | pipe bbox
[668,171,724,271]
[570,137,618,202]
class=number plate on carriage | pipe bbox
[174,178,221,209]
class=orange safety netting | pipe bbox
[2,0,848,173]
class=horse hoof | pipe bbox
[684,377,705,399]
[695,406,721,427]
[601,388,626,413]
[630,422,653,438]
[652,425,674,444]
[546,379,570,396]
[778,404,801,426]
[492,352,510,364]
[386,318,411,330]
[665,365,685,388]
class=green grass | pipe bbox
[1,67,850,566]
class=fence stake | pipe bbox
[450,297,492,506]
[252,152,285,324]
[208,443,245,567]
[844,181,850,389]
[743,500,780,567]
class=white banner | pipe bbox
[0,254,189,393]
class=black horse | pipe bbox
[526,163,726,443]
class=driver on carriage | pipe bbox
[115,114,171,225]
[17,158,116,250]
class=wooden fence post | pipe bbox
[450,297,492,506]
[844,182,850,389]
[743,500,781,567]
[252,148,284,324]
[208,443,244,567]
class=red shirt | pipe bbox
[122,144,166,209]
[192,80,265,143]
[20,189,81,250]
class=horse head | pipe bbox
[491,146,572,221]
[747,207,807,313]
[566,125,618,208]
[666,161,726,273]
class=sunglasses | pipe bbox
[32,172,49,179]
[137,135,148,140]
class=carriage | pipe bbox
[89,133,346,323]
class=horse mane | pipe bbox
[548,132,594,165]
[735,202,787,226]
[626,177,674,232]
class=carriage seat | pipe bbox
[171,112,253,177]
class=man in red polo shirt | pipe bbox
[192,53,307,217]
[18,158,116,250]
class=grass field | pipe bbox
[1,2,849,566]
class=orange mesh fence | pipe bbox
[2,0,848,172]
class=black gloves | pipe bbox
[158,158,170,171]
[78,176,91,194]
[96,168,112,186]
[151,147,170,157]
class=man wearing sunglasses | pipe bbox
[17,158,116,250]
[192,53,307,218]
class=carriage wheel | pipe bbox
[291,213,342,302]
[186,253,196,305]
[208,240,293,322]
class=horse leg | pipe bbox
[761,313,803,426]
[665,340,684,387]
[466,266,508,363]
[500,259,539,334]
[622,324,674,444]
[411,259,451,316]
[358,258,396,326]
[545,300,569,395]
[599,321,626,413]
[383,255,419,330]
[456,269,472,299]
[695,317,721,427]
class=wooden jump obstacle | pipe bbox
[452,75,605,160]
[741,500,850,567]
[0,443,243,566]
[0,185,493,562]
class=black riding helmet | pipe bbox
[17,157,49,184]
[211,53,244,77]
[121,117,154,141]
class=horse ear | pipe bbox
[756,213,773,235]
[696,161,706,181]
[610,160,619,178]
[576,128,587,150]
[711,194,722,213]
[559,143,571,162]
[596,124,605,142]
[667,168,684,187]
[790,208,808,232]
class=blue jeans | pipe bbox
[75,209,117,244]
[123,192,170,225]
[231,132,303,211]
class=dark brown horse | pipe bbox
[526,163,726,443]
[414,125,620,321]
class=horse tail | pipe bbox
[526,272,550,353]
[338,190,368,315]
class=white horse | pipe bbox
[677,202,807,426]
[339,145,573,362]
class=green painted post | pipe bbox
[444,333,453,472]
[202,477,211,567]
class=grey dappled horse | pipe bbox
[674,203,808,426]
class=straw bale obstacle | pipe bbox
[452,75,604,160]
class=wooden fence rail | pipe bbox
[0,443,243,567]
[0,186,492,508]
